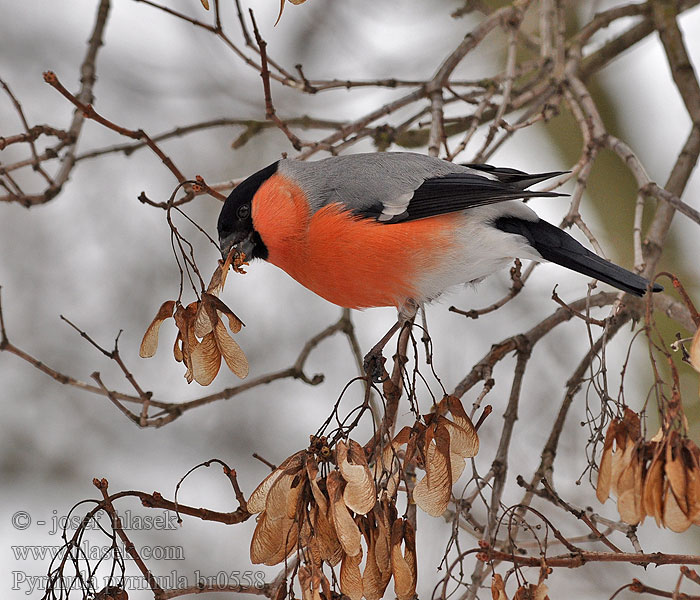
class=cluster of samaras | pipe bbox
[490,573,549,600]
[597,407,700,532]
[247,395,479,600]
[139,251,249,384]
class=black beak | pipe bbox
[219,231,256,261]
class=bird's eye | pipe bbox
[237,204,250,220]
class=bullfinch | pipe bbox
[217,152,661,312]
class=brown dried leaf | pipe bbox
[373,441,402,500]
[683,444,700,523]
[327,470,362,557]
[363,547,384,600]
[617,490,642,526]
[305,532,322,569]
[399,425,422,475]
[214,320,249,379]
[249,509,299,565]
[249,511,284,565]
[373,499,394,578]
[264,472,295,521]
[190,331,221,386]
[663,480,692,532]
[298,566,316,600]
[340,546,364,600]
[173,303,199,383]
[616,441,638,492]
[248,470,284,515]
[319,570,331,600]
[616,443,644,525]
[445,396,480,457]
[438,417,467,483]
[643,445,665,526]
[339,439,376,515]
[173,332,184,362]
[286,477,305,520]
[611,433,634,497]
[687,470,700,525]
[514,584,549,600]
[194,297,216,339]
[666,434,688,515]
[195,293,244,339]
[687,439,700,460]
[414,424,452,517]
[249,462,304,565]
[491,574,508,600]
[361,519,391,600]
[139,300,175,358]
[206,260,227,296]
[597,447,614,504]
[247,451,305,514]
[596,422,617,503]
[307,573,322,600]
[208,293,244,333]
[200,0,209,9]
[299,564,322,600]
[390,518,417,600]
[690,327,700,373]
[621,407,642,442]
[306,458,327,512]
[336,440,349,461]
[310,503,343,566]
[533,582,550,600]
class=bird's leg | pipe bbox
[363,299,418,382]
[363,321,401,381]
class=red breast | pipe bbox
[252,173,460,309]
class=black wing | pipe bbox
[356,169,567,224]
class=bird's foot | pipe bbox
[363,300,419,383]
[363,347,388,383]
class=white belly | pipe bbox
[412,201,543,303]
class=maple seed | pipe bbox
[338,439,377,515]
[413,423,452,517]
[139,300,176,358]
[390,518,417,600]
[248,451,305,513]
[491,574,508,600]
[327,470,362,557]
[340,546,364,600]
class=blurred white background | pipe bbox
[1,1,699,598]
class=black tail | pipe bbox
[495,217,663,296]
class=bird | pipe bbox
[217,152,662,314]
